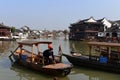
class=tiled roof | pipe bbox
[0,23,11,29]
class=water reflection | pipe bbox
[69,66,120,80]
[10,64,69,80]
[69,41,89,55]
[0,41,17,57]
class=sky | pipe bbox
[0,0,120,30]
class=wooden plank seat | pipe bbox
[43,63,71,69]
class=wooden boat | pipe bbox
[9,40,72,76]
[63,42,120,73]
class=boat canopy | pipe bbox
[18,40,52,46]
[87,42,120,60]
[87,42,120,47]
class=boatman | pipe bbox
[43,47,55,64]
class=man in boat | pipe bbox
[43,48,55,64]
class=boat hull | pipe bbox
[63,53,120,73]
[13,58,72,76]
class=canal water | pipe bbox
[0,38,119,80]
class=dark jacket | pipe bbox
[43,49,54,60]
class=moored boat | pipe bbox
[9,40,72,76]
[63,42,120,73]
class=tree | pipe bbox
[63,29,69,40]
[11,27,16,33]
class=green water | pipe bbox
[0,38,119,80]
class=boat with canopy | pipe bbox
[63,42,120,73]
[9,40,72,76]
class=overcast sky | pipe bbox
[0,0,120,30]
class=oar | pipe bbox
[9,46,19,58]
[72,43,77,52]
[58,45,63,62]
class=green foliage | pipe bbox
[11,27,16,33]
[63,29,69,34]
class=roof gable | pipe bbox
[97,18,112,28]
[0,23,11,29]
[85,17,97,23]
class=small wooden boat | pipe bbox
[63,42,120,73]
[9,40,72,76]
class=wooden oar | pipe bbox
[9,46,19,58]
[72,43,77,52]
[58,45,63,62]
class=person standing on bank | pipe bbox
[43,47,55,64]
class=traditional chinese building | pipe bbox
[0,23,11,39]
[69,17,104,41]
[105,23,120,42]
